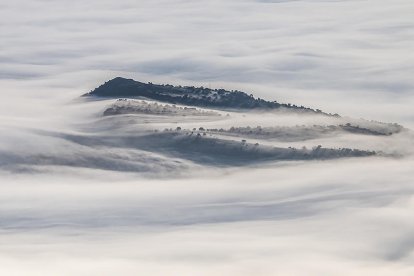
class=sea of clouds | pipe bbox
[1,0,414,275]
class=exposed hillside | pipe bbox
[103,99,221,117]
[84,77,335,115]
[53,131,376,167]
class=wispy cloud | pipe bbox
[1,0,414,275]
[1,0,413,122]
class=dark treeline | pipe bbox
[85,77,337,115]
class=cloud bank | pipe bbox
[1,0,414,123]
[1,0,414,275]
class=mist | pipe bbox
[1,0,414,275]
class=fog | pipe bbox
[1,0,414,275]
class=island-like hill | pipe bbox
[84,77,336,115]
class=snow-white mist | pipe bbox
[1,0,414,275]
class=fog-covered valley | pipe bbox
[1,0,414,275]
[2,94,406,173]
[1,88,414,275]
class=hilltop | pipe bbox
[84,77,336,115]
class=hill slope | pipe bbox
[84,77,333,115]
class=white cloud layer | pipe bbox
[1,0,414,275]
[1,0,414,124]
